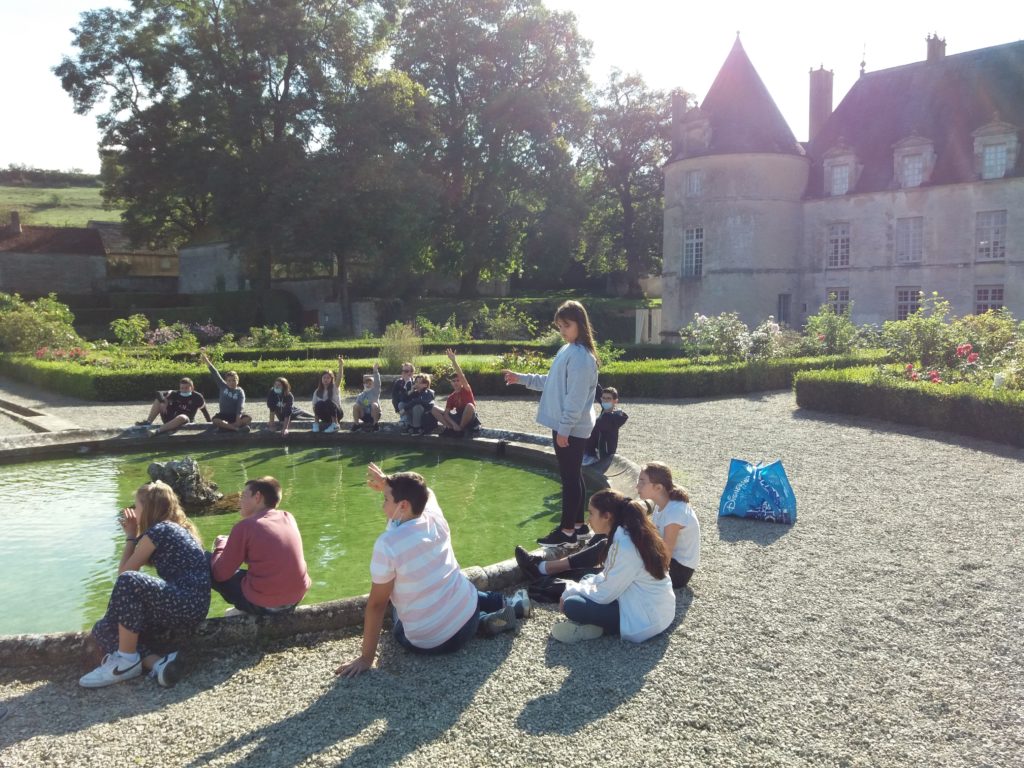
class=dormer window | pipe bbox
[892,134,935,188]
[973,118,1018,180]
[830,164,849,196]
[823,143,860,196]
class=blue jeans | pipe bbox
[393,590,505,655]
[207,552,295,616]
[563,595,620,635]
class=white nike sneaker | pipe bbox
[79,652,143,688]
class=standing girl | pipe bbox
[638,462,700,589]
[504,300,599,546]
[80,481,211,688]
[553,489,675,644]
[311,355,344,433]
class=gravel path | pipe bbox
[1,384,1022,767]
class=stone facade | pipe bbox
[661,37,1024,337]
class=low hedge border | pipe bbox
[794,366,1024,447]
[2,351,888,402]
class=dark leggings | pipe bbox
[569,543,693,590]
[670,560,695,589]
[553,432,587,530]
[313,400,341,425]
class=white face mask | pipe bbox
[273,386,283,395]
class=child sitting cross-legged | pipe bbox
[433,348,481,437]
[209,476,311,616]
[351,362,382,432]
[334,464,529,677]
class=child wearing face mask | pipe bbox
[266,377,296,436]
[133,376,211,435]
[582,387,628,466]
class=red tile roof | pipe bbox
[0,225,106,255]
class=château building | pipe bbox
[661,35,1024,336]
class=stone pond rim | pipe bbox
[0,425,640,668]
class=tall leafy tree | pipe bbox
[392,0,591,296]
[579,70,677,296]
[55,0,399,287]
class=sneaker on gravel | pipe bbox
[551,621,604,644]
[510,588,532,619]
[514,545,543,581]
[537,527,577,547]
[324,423,339,433]
[481,602,517,636]
[151,651,183,688]
[581,454,598,466]
[311,423,320,433]
[350,423,362,432]
[79,652,143,688]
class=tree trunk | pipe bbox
[458,262,481,297]
[619,185,643,297]
[335,250,354,335]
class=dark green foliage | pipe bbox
[794,367,1024,447]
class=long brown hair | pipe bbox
[589,489,668,580]
[274,377,291,395]
[135,481,202,544]
[642,462,690,502]
[315,369,335,399]
[554,300,599,365]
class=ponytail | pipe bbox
[589,489,669,580]
[642,462,690,503]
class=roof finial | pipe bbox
[736,30,740,39]
[859,44,867,77]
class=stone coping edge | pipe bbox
[0,426,639,668]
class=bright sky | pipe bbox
[0,0,1018,174]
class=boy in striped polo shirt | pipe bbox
[336,464,530,677]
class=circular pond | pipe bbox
[0,443,562,635]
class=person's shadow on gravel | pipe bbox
[182,633,509,768]
[717,516,792,546]
[0,648,264,750]
[516,593,692,736]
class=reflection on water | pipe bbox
[0,445,562,635]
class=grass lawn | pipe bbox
[0,184,123,227]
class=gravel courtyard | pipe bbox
[1,387,1022,767]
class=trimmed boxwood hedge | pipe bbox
[794,366,1024,447]
[2,350,888,402]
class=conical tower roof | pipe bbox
[691,37,803,157]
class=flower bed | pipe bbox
[794,366,1024,447]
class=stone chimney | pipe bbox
[8,211,21,235]
[926,34,946,63]
[808,65,834,143]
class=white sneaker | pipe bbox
[324,423,338,433]
[79,652,143,688]
[511,588,532,619]
[581,454,598,466]
[150,651,182,688]
[311,423,320,433]
[551,621,604,644]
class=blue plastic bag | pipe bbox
[718,459,797,525]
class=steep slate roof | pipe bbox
[87,220,176,256]
[806,39,1024,197]
[691,37,804,157]
[0,225,106,255]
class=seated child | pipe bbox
[433,348,481,437]
[551,489,675,644]
[334,464,529,677]
[79,481,210,689]
[351,362,382,431]
[266,377,295,436]
[133,377,211,435]
[582,386,628,466]
[404,373,437,435]
[202,350,252,433]
[392,362,415,430]
[311,355,344,433]
[209,476,311,616]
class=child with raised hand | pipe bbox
[209,476,311,615]
[311,355,344,433]
[504,300,600,547]
[404,373,437,435]
[80,481,210,689]
[201,350,251,433]
[351,361,382,432]
[551,489,675,644]
[582,387,628,466]
[334,464,529,678]
[433,348,481,437]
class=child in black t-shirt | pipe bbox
[133,377,211,435]
[581,387,628,466]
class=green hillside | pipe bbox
[0,185,122,227]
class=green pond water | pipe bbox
[0,444,562,635]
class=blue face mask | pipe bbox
[600,401,613,411]
[273,386,283,395]
[179,390,193,397]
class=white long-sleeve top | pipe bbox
[518,343,598,438]
[561,527,675,642]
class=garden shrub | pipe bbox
[475,302,537,340]
[0,292,81,352]
[241,324,298,349]
[417,314,473,344]
[947,309,1016,365]
[109,314,150,346]
[881,293,951,366]
[802,300,858,355]
[144,322,199,353]
[378,321,422,372]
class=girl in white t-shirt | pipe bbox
[638,462,700,589]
